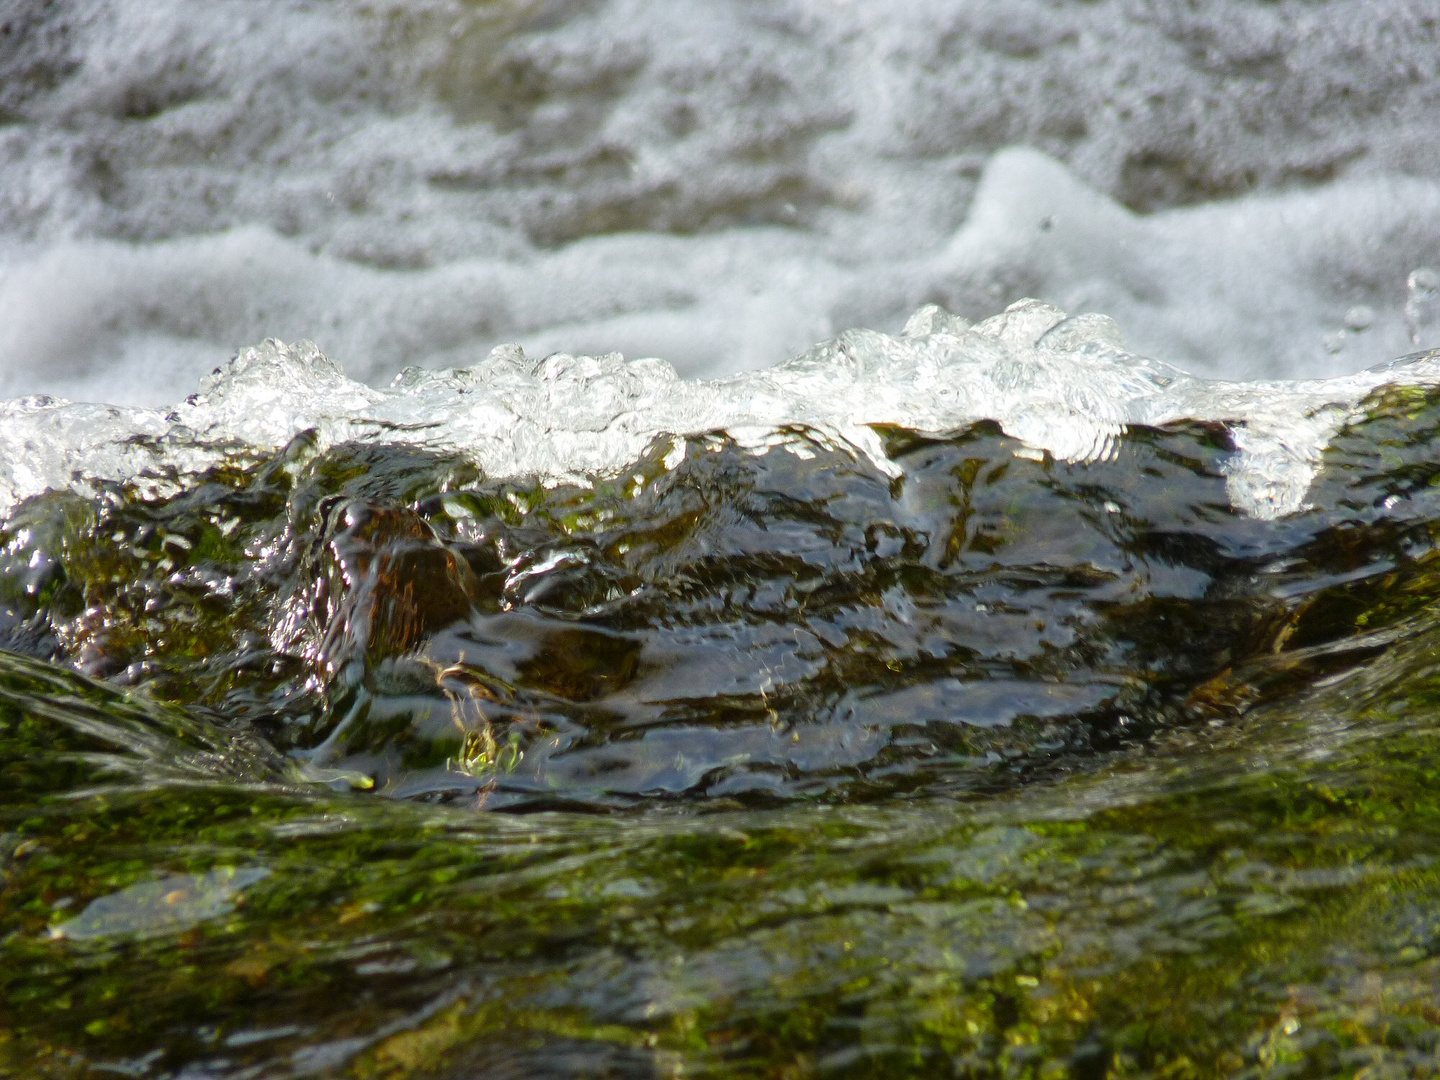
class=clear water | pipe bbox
[8,3,1440,1078]
[10,369,1440,1076]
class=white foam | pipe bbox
[4,301,1437,524]
[929,150,1440,379]
[3,0,1440,403]
[5,150,1440,407]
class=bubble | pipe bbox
[1406,268,1440,349]
[1345,305,1375,332]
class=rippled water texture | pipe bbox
[9,2,1440,1077]
[8,333,1440,1075]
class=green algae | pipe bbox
[8,638,1440,1078]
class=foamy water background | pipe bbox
[2,0,1440,406]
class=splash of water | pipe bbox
[4,301,1440,525]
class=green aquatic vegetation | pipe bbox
[9,641,1440,1078]
[11,401,1440,1074]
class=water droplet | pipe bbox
[1405,267,1440,348]
[1344,305,1375,332]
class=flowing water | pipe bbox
[7,3,1440,1078]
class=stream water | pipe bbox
[6,3,1440,1078]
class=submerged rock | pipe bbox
[6,347,1440,807]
